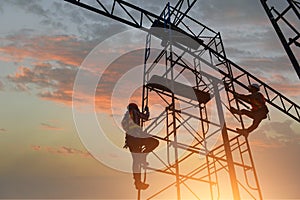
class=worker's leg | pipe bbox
[135,137,159,167]
[234,109,259,137]
[128,137,149,190]
[141,137,159,153]
[131,152,149,190]
[131,152,142,173]
[240,109,256,119]
[246,118,262,133]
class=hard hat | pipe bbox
[248,83,260,91]
[128,103,139,111]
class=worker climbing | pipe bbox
[230,84,269,137]
[121,103,159,190]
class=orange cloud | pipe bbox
[30,145,91,158]
[31,145,42,151]
[249,120,300,150]
[0,128,7,132]
[0,34,91,67]
[8,63,78,106]
[40,123,64,131]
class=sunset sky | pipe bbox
[0,0,300,199]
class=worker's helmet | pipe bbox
[248,83,260,91]
[127,103,139,111]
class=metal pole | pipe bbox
[137,189,141,200]
[245,138,263,199]
[213,81,241,200]
[169,48,181,200]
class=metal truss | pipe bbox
[261,0,300,79]
[65,0,300,123]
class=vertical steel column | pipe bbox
[169,45,181,200]
[245,139,263,200]
[213,81,241,200]
[142,33,152,115]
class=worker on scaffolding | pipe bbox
[230,84,269,137]
[121,103,159,190]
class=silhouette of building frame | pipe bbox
[139,5,263,198]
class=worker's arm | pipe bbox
[224,84,252,104]
[138,106,150,120]
[235,93,251,104]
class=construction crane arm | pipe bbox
[64,0,164,29]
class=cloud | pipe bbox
[40,123,63,131]
[39,90,73,105]
[0,128,7,132]
[0,80,4,91]
[30,145,91,158]
[3,33,147,109]
[6,44,149,111]
[2,1,298,116]
[31,145,41,151]
[0,33,94,67]
[238,55,294,73]
[7,62,78,105]
[250,120,300,149]
[0,1,68,30]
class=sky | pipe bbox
[0,0,300,199]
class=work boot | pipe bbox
[236,128,249,138]
[230,107,238,114]
[134,181,149,190]
[133,173,149,190]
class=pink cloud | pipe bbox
[7,47,151,113]
[39,90,73,105]
[31,145,42,151]
[40,123,64,131]
[8,63,77,106]
[0,34,92,67]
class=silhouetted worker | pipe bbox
[121,103,159,190]
[230,84,269,137]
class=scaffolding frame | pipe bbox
[140,26,262,199]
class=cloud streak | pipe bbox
[0,34,93,67]
[0,128,7,132]
[40,123,64,131]
[0,80,4,91]
[7,62,78,105]
[250,120,300,149]
[31,145,91,158]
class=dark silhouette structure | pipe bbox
[261,0,300,79]
[65,0,300,199]
[122,103,159,190]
